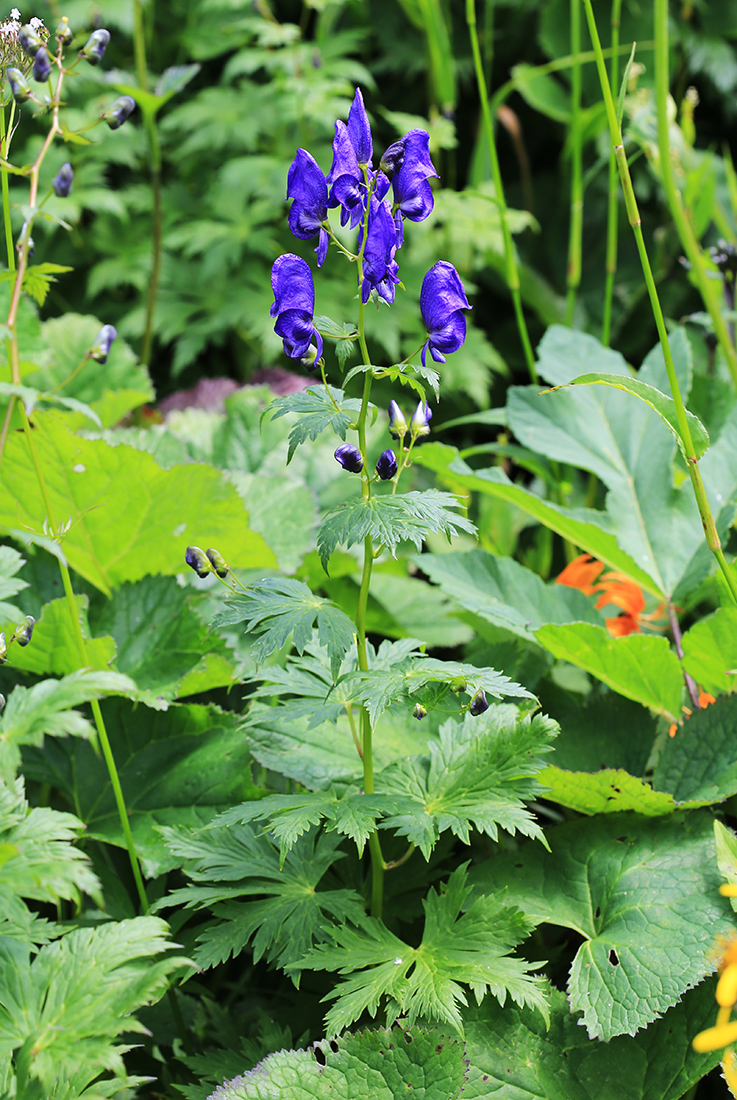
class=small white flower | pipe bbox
[10,8,20,20]
[29,15,42,27]
[393,957,403,965]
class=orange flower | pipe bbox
[555,553,605,596]
[668,690,716,737]
[556,555,646,637]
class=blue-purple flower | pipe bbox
[376,449,397,480]
[80,28,110,65]
[388,400,408,440]
[347,88,372,167]
[32,46,51,82]
[410,401,432,438]
[469,687,489,716]
[420,261,471,367]
[391,130,438,246]
[270,253,323,365]
[327,89,375,229]
[52,163,74,198]
[361,197,399,304]
[287,149,330,267]
[87,325,117,364]
[101,95,136,131]
[335,444,363,472]
[185,546,212,578]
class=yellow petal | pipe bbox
[723,1050,737,1099]
[720,885,737,897]
[718,966,737,1008]
[694,1020,737,1053]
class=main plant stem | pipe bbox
[601,0,622,346]
[466,0,537,381]
[582,0,737,606]
[565,0,583,326]
[653,0,737,387]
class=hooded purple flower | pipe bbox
[327,90,374,229]
[287,149,330,267]
[420,261,471,367]
[270,253,323,365]
[361,197,399,305]
[347,87,372,167]
[392,130,438,247]
[335,444,363,472]
[376,449,397,480]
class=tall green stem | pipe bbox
[653,0,737,386]
[565,0,583,326]
[582,0,737,606]
[466,0,537,381]
[601,0,622,345]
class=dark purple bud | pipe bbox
[0,693,5,712]
[55,17,72,45]
[206,547,229,578]
[185,546,212,578]
[347,87,372,166]
[7,68,31,103]
[101,95,136,130]
[19,24,43,56]
[380,139,406,179]
[410,400,432,438]
[79,28,110,65]
[13,615,35,647]
[413,702,427,720]
[87,324,117,364]
[270,254,323,364]
[376,449,397,480]
[0,633,6,665]
[469,687,489,716]
[420,261,472,369]
[334,444,363,473]
[33,46,51,82]
[388,400,407,440]
[52,162,74,198]
[286,149,329,268]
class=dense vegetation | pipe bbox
[2,0,737,1097]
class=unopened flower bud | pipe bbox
[0,633,6,664]
[79,28,110,65]
[13,615,35,647]
[334,444,363,473]
[388,400,407,441]
[206,548,229,579]
[413,703,427,720]
[449,676,466,694]
[380,139,405,179]
[410,400,432,438]
[87,324,117,363]
[33,46,51,82]
[101,94,135,130]
[52,162,74,198]
[299,343,319,372]
[7,68,31,103]
[469,687,489,716]
[55,17,72,45]
[185,546,212,578]
[19,23,43,56]
[0,693,5,712]
[376,449,397,480]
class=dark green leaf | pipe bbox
[653,695,737,803]
[264,384,364,464]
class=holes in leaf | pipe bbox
[329,1040,339,1054]
[313,1047,327,1066]
[404,1032,414,1044]
[594,906,601,919]
[608,948,620,966]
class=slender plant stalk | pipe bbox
[601,0,622,346]
[667,601,700,710]
[1,61,150,913]
[466,0,537,382]
[653,0,737,386]
[582,0,737,606]
[565,0,583,326]
[0,99,16,462]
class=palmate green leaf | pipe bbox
[301,865,547,1036]
[419,549,602,641]
[343,361,441,401]
[159,825,364,973]
[0,381,101,426]
[214,790,397,858]
[4,595,117,678]
[0,412,276,594]
[556,371,710,460]
[264,384,365,464]
[470,811,733,1040]
[0,545,28,621]
[463,981,721,1100]
[0,776,101,943]
[0,669,136,783]
[681,607,737,695]
[314,315,357,340]
[379,708,556,858]
[23,700,261,877]
[653,695,737,803]
[21,263,73,307]
[535,623,683,722]
[413,445,659,595]
[213,579,355,677]
[0,917,189,1094]
[318,490,476,571]
[538,766,711,815]
[209,1024,467,1100]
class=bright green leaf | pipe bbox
[681,607,737,696]
[538,765,710,815]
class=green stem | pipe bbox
[131,0,150,91]
[601,0,622,345]
[653,0,737,387]
[0,102,15,274]
[582,0,737,606]
[140,113,162,368]
[466,0,537,381]
[565,0,583,326]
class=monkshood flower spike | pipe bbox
[87,324,117,364]
[270,253,323,365]
[376,449,397,480]
[52,163,73,198]
[420,261,472,367]
[335,444,363,473]
[286,149,329,267]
